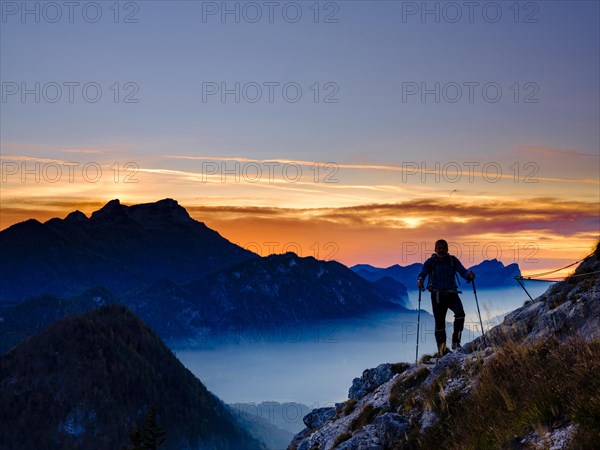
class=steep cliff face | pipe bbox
[289,243,600,450]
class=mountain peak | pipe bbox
[100,198,122,210]
[474,258,505,269]
[0,198,257,301]
[15,218,44,230]
[156,198,179,207]
[64,210,88,223]
[88,198,193,228]
[128,198,193,228]
[90,199,128,223]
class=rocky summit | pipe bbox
[289,243,600,450]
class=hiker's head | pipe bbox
[435,239,449,257]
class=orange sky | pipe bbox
[1,153,598,276]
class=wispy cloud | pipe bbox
[1,154,74,164]
[1,142,54,152]
[165,154,600,185]
[60,148,103,154]
[136,166,415,198]
[1,141,137,156]
[187,197,600,236]
[517,145,600,159]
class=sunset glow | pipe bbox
[1,1,598,276]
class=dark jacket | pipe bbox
[418,254,470,292]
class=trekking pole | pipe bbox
[415,287,423,364]
[469,278,487,348]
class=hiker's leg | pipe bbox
[431,292,448,349]
[448,293,465,347]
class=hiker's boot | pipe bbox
[437,342,451,357]
[452,331,462,351]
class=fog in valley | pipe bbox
[176,284,550,412]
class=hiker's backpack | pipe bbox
[427,253,460,291]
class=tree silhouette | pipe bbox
[141,406,166,450]
[125,428,144,450]
[124,405,166,450]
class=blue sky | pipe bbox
[1,1,599,269]
[2,1,598,161]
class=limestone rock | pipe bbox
[303,407,336,430]
[348,363,394,400]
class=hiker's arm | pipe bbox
[417,259,430,287]
[454,257,474,280]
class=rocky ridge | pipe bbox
[289,243,600,450]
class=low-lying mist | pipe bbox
[175,284,549,412]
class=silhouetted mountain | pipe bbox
[0,287,119,354]
[372,276,409,305]
[1,199,409,353]
[350,264,381,274]
[0,305,266,450]
[2,253,410,353]
[0,199,257,302]
[466,259,521,288]
[351,263,422,286]
[185,252,409,330]
[229,402,300,450]
[351,259,521,289]
[233,414,294,450]
[229,402,312,434]
[120,279,205,343]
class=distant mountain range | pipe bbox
[0,253,411,353]
[0,199,409,353]
[228,401,312,450]
[0,305,265,450]
[351,263,422,287]
[351,258,521,289]
[465,258,522,287]
[184,252,408,329]
[229,401,311,435]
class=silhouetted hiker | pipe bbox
[417,239,475,357]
